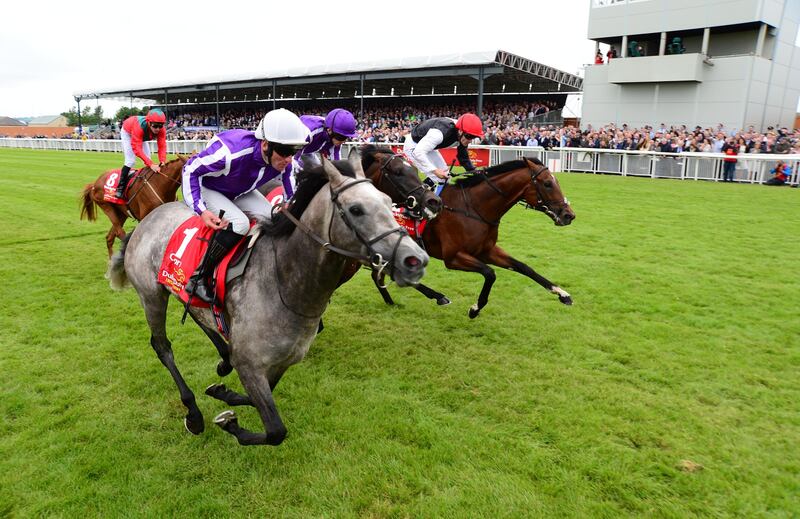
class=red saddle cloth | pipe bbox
[157,216,248,308]
[392,206,427,239]
[102,168,140,204]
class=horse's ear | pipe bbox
[349,149,365,179]
[322,156,344,184]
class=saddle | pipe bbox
[158,215,261,308]
[102,168,140,204]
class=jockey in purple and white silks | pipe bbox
[180,108,310,303]
[281,108,358,198]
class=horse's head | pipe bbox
[522,158,575,226]
[361,145,442,219]
[322,153,429,286]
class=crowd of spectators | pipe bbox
[3,100,797,155]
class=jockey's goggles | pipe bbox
[331,132,350,142]
[462,133,478,141]
[271,143,304,158]
[150,123,164,129]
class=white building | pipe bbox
[582,0,800,131]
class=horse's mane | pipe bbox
[360,144,395,171]
[453,157,543,188]
[263,160,357,237]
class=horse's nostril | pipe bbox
[404,256,421,268]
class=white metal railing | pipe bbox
[2,137,798,185]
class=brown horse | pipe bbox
[80,156,188,257]
[375,157,575,318]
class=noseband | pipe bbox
[279,177,409,276]
[374,154,428,215]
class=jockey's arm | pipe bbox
[181,138,228,216]
[156,128,168,165]
[456,143,476,172]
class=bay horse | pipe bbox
[106,154,428,445]
[374,157,575,318]
[80,156,188,257]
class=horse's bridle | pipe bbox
[279,177,409,277]
[373,154,428,217]
[518,164,570,221]
[446,163,566,225]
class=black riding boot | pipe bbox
[185,227,243,304]
[115,165,131,199]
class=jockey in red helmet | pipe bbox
[404,113,484,190]
[117,108,168,198]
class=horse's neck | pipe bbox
[445,172,527,220]
[259,194,349,319]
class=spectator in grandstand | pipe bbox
[116,109,168,199]
[404,113,483,190]
[595,51,604,64]
[721,137,738,182]
[764,160,791,186]
[283,108,358,197]
[606,46,617,61]
[181,108,309,303]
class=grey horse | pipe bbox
[106,155,429,445]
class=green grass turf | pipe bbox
[0,148,798,518]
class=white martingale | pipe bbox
[551,286,570,298]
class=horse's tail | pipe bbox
[80,183,97,221]
[106,230,133,290]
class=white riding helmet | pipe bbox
[254,108,310,145]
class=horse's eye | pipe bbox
[349,205,364,217]
[544,181,554,189]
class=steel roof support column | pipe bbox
[163,89,169,119]
[75,97,82,136]
[272,80,277,110]
[215,84,221,131]
[477,65,484,117]
[360,73,365,120]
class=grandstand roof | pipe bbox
[74,50,583,106]
[0,116,26,126]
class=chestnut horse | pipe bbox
[80,156,188,257]
[374,157,576,318]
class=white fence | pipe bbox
[2,137,798,185]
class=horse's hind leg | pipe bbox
[141,290,204,434]
[444,251,496,319]
[213,362,287,446]
[188,313,233,376]
[206,365,287,408]
[484,245,572,305]
[98,204,128,257]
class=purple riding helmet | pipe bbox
[325,108,358,139]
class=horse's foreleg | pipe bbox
[444,252,495,319]
[414,283,451,306]
[143,292,204,434]
[484,246,572,305]
[213,362,287,446]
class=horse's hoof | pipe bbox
[205,383,223,397]
[184,415,205,435]
[216,360,233,377]
[437,297,451,306]
[213,410,237,427]
[468,304,480,319]
[559,295,573,306]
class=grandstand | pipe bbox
[72,50,582,130]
